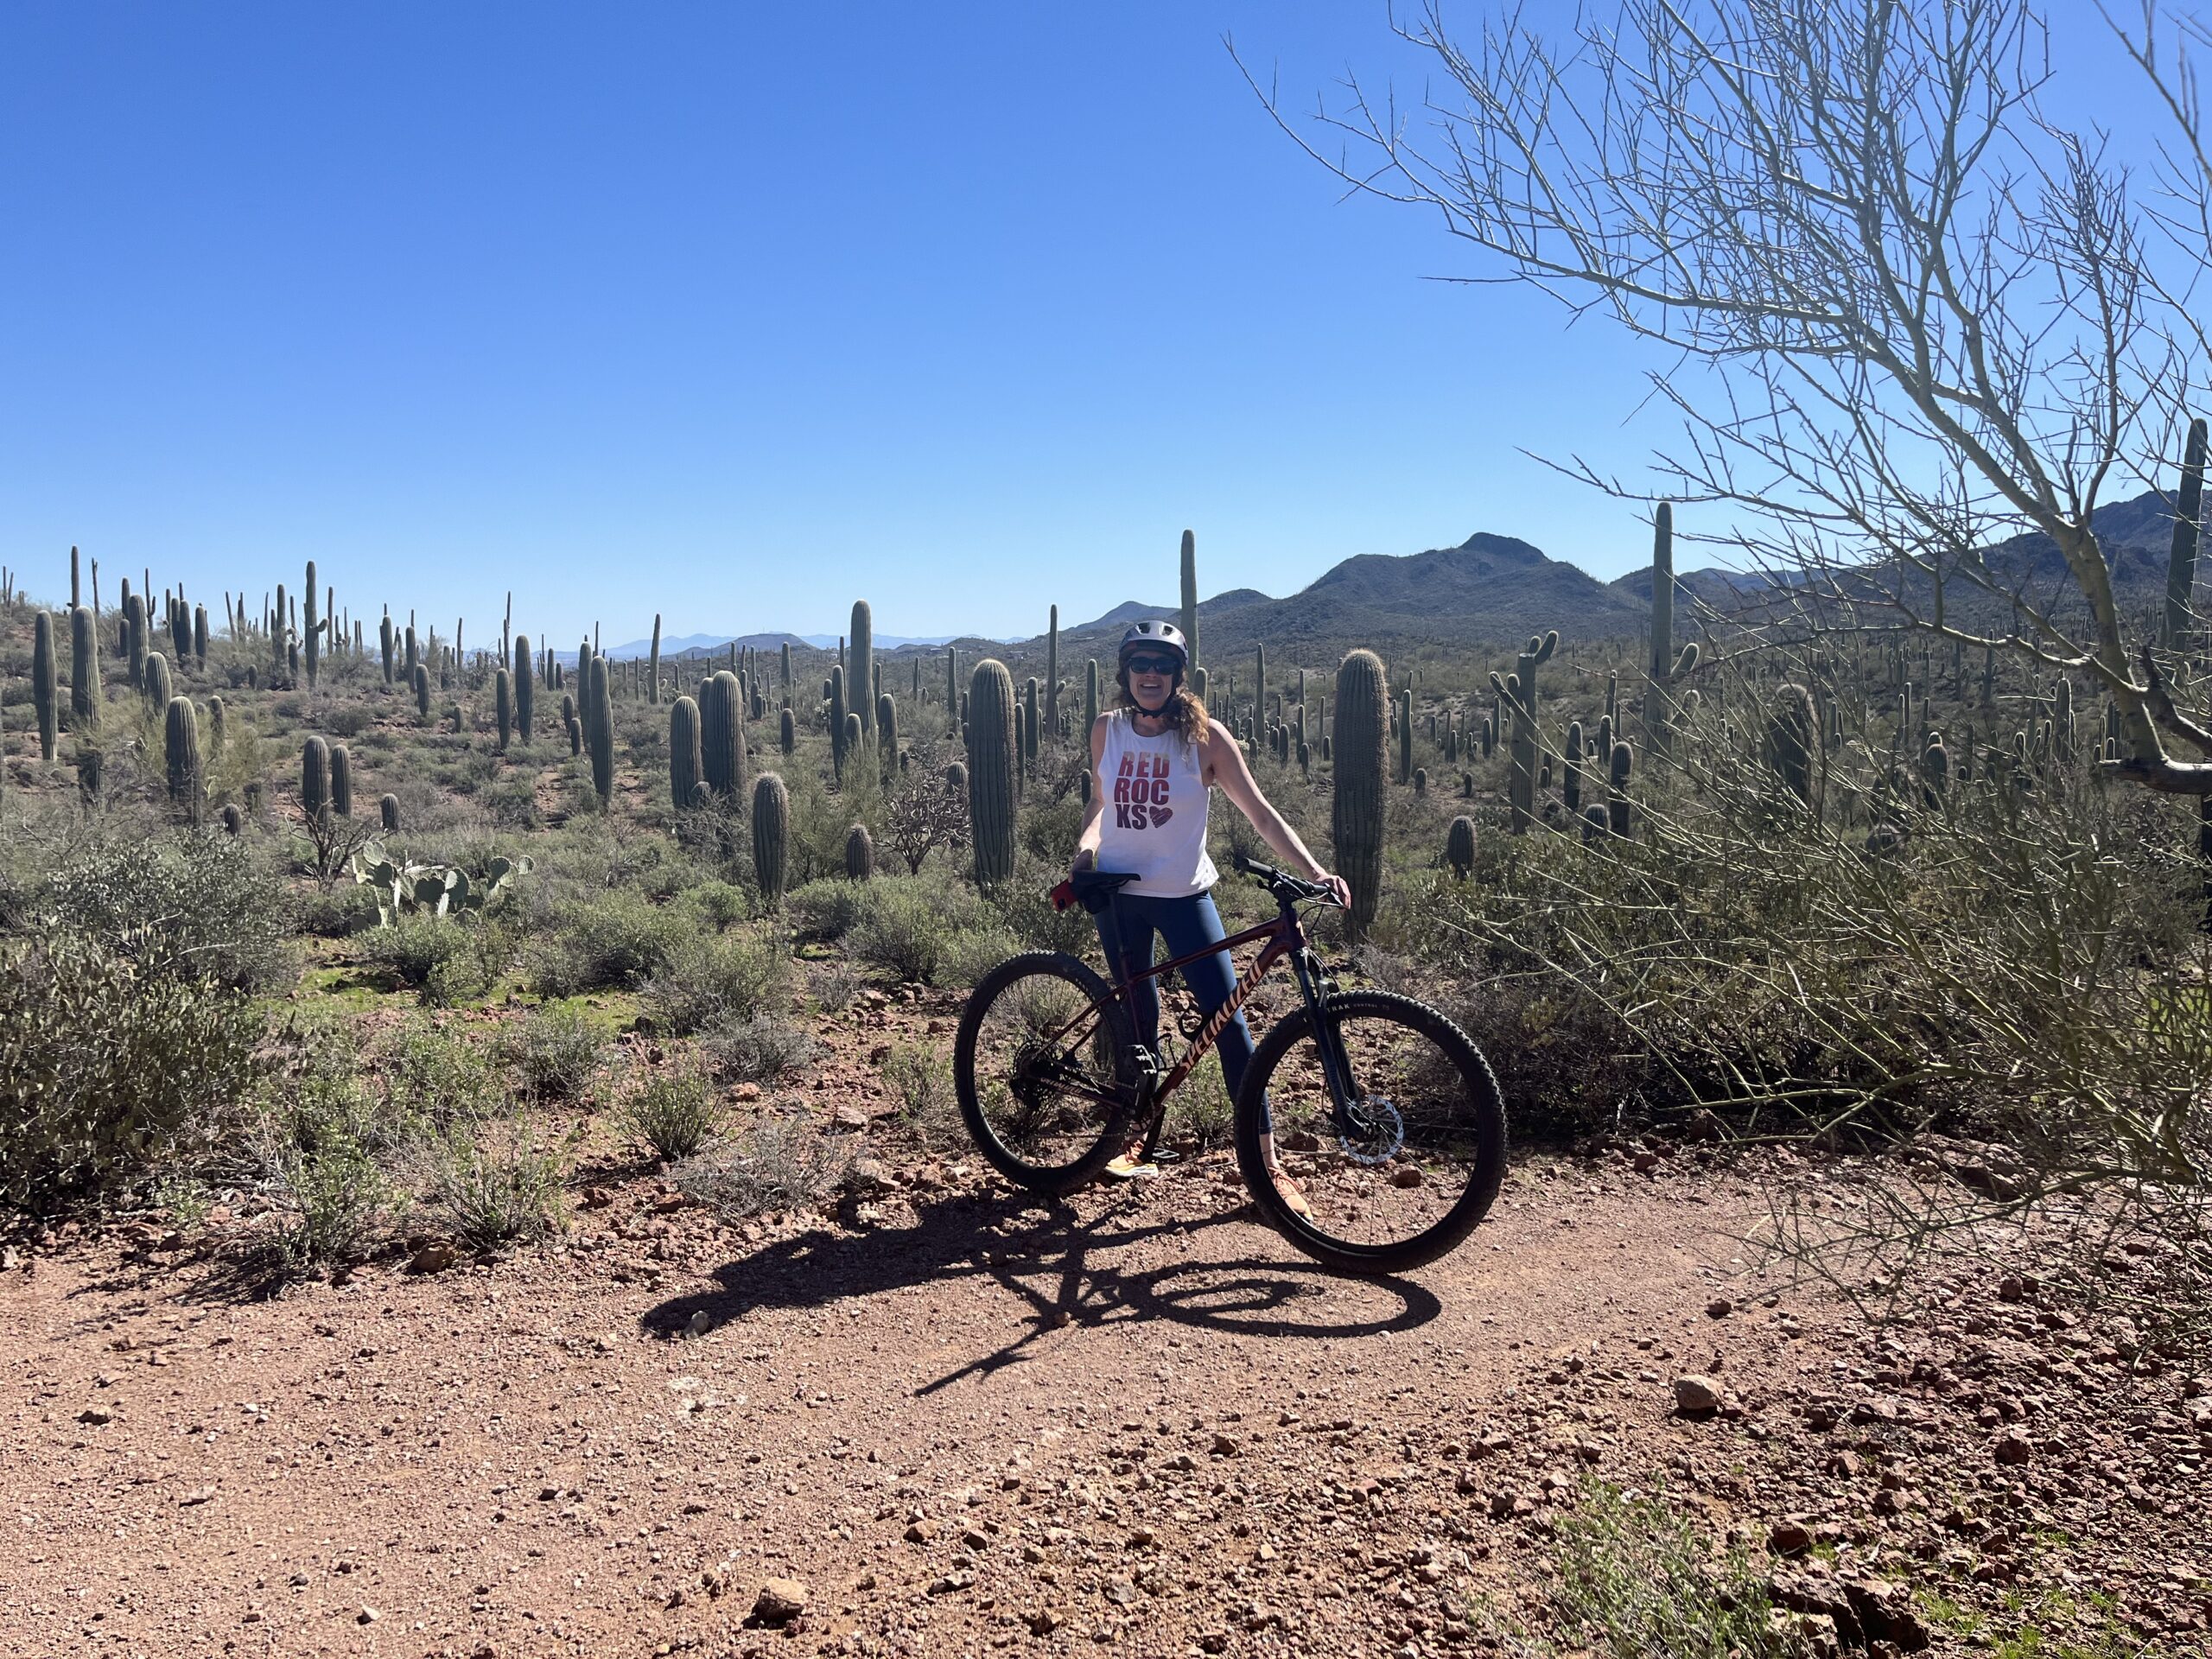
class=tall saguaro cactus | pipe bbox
[850,601,875,742]
[69,604,100,728]
[165,696,201,824]
[753,772,790,906]
[1179,528,1200,673]
[1046,606,1059,733]
[1490,631,1558,833]
[32,613,59,760]
[2165,416,2208,652]
[303,560,321,689]
[649,614,663,704]
[702,671,747,800]
[1645,504,1700,752]
[513,634,535,743]
[302,736,332,825]
[670,695,703,810]
[1332,650,1389,939]
[587,656,614,806]
[967,658,1018,887]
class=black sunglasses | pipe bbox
[1125,653,1179,675]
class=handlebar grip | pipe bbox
[1231,849,1255,874]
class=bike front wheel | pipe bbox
[953,951,1140,1194]
[1234,990,1506,1274]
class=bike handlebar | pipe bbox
[1232,849,1344,906]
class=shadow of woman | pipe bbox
[641,1185,1440,1395]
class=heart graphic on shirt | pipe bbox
[1151,805,1172,826]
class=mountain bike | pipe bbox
[951,852,1507,1274]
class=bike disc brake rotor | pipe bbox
[1336,1093,1406,1166]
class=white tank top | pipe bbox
[1097,710,1217,899]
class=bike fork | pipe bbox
[1290,953,1362,1132]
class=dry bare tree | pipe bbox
[1240,0,2212,798]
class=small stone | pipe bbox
[1389,1166,1424,1188]
[77,1407,112,1426]
[686,1310,712,1338]
[1992,1430,2033,1465]
[751,1577,809,1624]
[1673,1375,1722,1415]
[1706,1297,1734,1319]
[1997,1274,2026,1302]
[407,1240,458,1274]
[1211,1433,1241,1458]
[1769,1522,1814,1557]
[905,1520,938,1543]
[179,1484,217,1506]
[357,1607,380,1625]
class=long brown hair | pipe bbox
[1114,665,1210,747]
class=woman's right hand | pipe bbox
[1069,847,1096,880]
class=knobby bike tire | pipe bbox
[953,950,1140,1194]
[1233,989,1507,1275]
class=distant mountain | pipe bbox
[588,631,813,664]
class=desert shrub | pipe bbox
[808,960,866,1014]
[639,928,791,1036]
[689,880,753,931]
[272,1139,397,1272]
[878,1040,959,1146]
[505,1005,609,1103]
[615,1064,723,1161]
[848,873,997,984]
[668,1106,849,1222]
[528,890,690,996]
[1165,1053,1234,1151]
[297,882,383,938]
[321,703,374,739]
[359,914,517,1007]
[699,1015,817,1086]
[937,925,1023,990]
[989,852,1095,956]
[0,937,263,1213]
[21,830,296,993]
[787,877,870,943]
[371,1020,501,1136]
[427,1117,577,1249]
[1502,1481,1789,1658]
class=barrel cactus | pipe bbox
[302,735,332,824]
[1445,815,1477,879]
[753,772,790,906]
[380,792,401,833]
[844,823,874,880]
[164,696,201,823]
[967,659,1018,887]
[1332,650,1389,938]
[670,695,703,810]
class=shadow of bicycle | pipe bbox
[641,1185,1440,1395]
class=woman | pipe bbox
[1071,620,1351,1208]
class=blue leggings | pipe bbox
[1096,890,1269,1131]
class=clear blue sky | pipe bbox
[0,3,2164,647]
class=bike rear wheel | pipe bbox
[954,951,1140,1194]
[1234,990,1506,1274]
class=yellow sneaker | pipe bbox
[1269,1166,1314,1221]
[1103,1141,1158,1181]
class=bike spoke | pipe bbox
[969,972,1126,1172]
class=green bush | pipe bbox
[22,831,296,993]
[787,877,870,943]
[878,1040,958,1146]
[372,1020,501,1137]
[668,1107,849,1222]
[0,937,263,1212]
[938,925,1023,990]
[699,1014,817,1085]
[505,1005,609,1103]
[615,1065,723,1161]
[529,891,690,996]
[428,1117,576,1249]
[639,928,791,1036]
[273,1139,397,1272]
[689,880,753,931]
[990,852,1096,957]
[848,874,995,984]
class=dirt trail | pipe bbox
[0,1156,1777,1658]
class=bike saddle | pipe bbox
[1052,869,1141,913]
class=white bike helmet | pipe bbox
[1118,620,1189,670]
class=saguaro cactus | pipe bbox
[1084,658,1099,732]
[413,662,432,720]
[850,601,875,741]
[145,652,173,715]
[1764,683,1817,805]
[304,560,321,689]
[967,658,1019,887]
[1645,505,1700,752]
[1332,649,1389,938]
[192,603,208,668]
[1046,606,1059,732]
[495,669,513,752]
[1607,741,1635,837]
[69,604,99,728]
[380,793,401,832]
[670,695,703,810]
[323,743,351,817]
[779,706,796,754]
[844,823,874,880]
[124,592,147,690]
[2166,416,2208,652]
[1489,631,1557,833]
[302,735,332,825]
[702,671,747,799]
[380,613,397,685]
[1445,815,1477,879]
[649,614,663,705]
[877,692,898,775]
[753,772,790,906]
[587,657,614,805]
[1179,528,1200,672]
[164,697,201,824]
[32,612,58,760]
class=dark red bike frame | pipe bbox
[1050,903,1313,1110]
